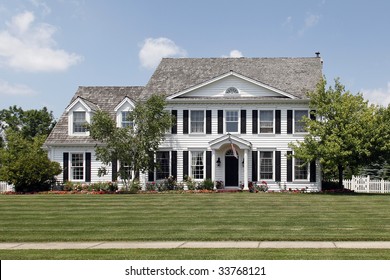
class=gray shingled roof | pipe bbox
[140,57,323,100]
[45,86,144,146]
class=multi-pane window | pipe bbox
[294,158,308,180]
[260,151,273,179]
[190,110,204,133]
[156,151,170,180]
[259,110,273,133]
[73,112,86,133]
[121,111,133,128]
[71,153,84,180]
[226,110,239,132]
[294,110,308,133]
[191,151,204,180]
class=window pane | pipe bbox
[156,151,170,180]
[191,151,204,179]
[260,110,273,133]
[260,151,273,180]
[294,158,308,180]
[73,112,86,133]
[71,153,84,180]
[226,110,239,132]
[121,111,133,128]
[295,110,308,133]
[191,111,204,133]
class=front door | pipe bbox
[225,150,239,186]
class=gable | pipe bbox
[168,72,296,100]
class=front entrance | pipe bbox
[225,149,239,186]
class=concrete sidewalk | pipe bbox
[2,241,390,250]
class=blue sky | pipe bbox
[1,0,390,118]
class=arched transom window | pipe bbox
[225,87,239,94]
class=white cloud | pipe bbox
[139,37,187,69]
[0,11,83,72]
[0,79,36,96]
[229,50,243,58]
[361,83,390,107]
[29,0,52,16]
[298,13,320,36]
[222,50,244,58]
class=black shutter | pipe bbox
[85,152,91,182]
[206,151,212,179]
[206,110,212,134]
[310,110,316,121]
[183,151,189,178]
[310,160,316,182]
[63,152,69,182]
[287,151,293,182]
[252,151,258,182]
[112,159,118,181]
[252,110,258,134]
[171,110,177,134]
[183,110,189,134]
[287,110,293,134]
[241,110,246,134]
[217,110,223,134]
[171,151,177,180]
[275,110,281,134]
[275,151,281,182]
[148,152,154,182]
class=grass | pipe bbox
[1,192,390,260]
[1,192,390,242]
[2,248,390,260]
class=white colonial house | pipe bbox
[44,56,323,191]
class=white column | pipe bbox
[211,149,216,189]
[243,149,248,190]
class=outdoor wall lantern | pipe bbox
[216,157,221,167]
[242,158,244,167]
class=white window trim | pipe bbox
[70,152,85,182]
[259,109,275,134]
[189,150,205,181]
[68,110,90,136]
[258,150,275,181]
[224,109,240,134]
[190,110,205,134]
[293,109,309,134]
[293,157,310,182]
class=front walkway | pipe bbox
[2,241,390,250]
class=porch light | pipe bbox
[216,157,221,167]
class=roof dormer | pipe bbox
[114,97,136,128]
[66,97,98,136]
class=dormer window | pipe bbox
[121,111,133,128]
[73,112,87,133]
[225,87,239,95]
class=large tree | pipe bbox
[0,131,61,192]
[0,106,56,140]
[289,78,378,187]
[88,94,174,189]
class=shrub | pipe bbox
[198,178,214,190]
[184,175,197,190]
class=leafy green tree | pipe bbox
[0,106,56,140]
[289,78,378,187]
[88,94,174,189]
[0,131,61,192]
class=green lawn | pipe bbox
[1,192,390,242]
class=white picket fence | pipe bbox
[0,181,14,193]
[343,176,390,193]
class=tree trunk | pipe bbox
[338,164,344,189]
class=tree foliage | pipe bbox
[289,78,379,186]
[88,94,174,189]
[0,106,56,141]
[0,131,61,192]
